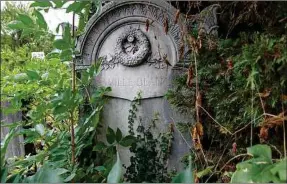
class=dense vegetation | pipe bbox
[1,1,286,183]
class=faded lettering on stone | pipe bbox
[103,77,166,87]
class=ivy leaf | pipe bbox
[33,10,47,30]
[106,127,116,144]
[17,13,34,27]
[107,152,123,183]
[247,144,272,163]
[119,135,136,147]
[30,1,53,8]
[115,128,122,142]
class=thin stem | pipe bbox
[232,114,264,135]
[250,89,254,147]
[194,52,200,123]
[70,10,76,167]
[282,93,287,158]
[198,105,232,135]
[170,117,201,163]
[205,137,234,183]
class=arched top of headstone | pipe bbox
[75,0,186,68]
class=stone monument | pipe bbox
[75,0,219,170]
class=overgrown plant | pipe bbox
[0,0,128,183]
[124,93,174,183]
[231,144,286,183]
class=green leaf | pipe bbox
[52,0,66,8]
[107,152,123,183]
[66,1,88,13]
[7,174,21,183]
[93,142,107,151]
[46,51,60,59]
[64,173,76,182]
[60,49,73,62]
[17,13,34,27]
[1,167,8,183]
[196,166,214,178]
[270,159,287,182]
[172,156,194,183]
[84,108,100,128]
[247,144,272,163]
[116,128,122,142]
[7,20,26,30]
[119,135,136,147]
[35,124,45,136]
[106,127,116,144]
[95,166,106,172]
[1,127,18,166]
[30,1,53,8]
[26,70,41,80]
[54,168,69,175]
[53,105,67,115]
[53,39,70,50]
[94,59,103,76]
[62,23,71,46]
[33,10,47,30]
[25,163,63,183]
[14,73,28,82]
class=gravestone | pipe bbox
[76,0,219,170]
[1,101,25,159]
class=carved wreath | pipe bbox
[114,27,150,66]
[101,27,168,70]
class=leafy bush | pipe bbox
[231,144,287,183]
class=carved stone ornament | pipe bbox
[74,0,189,100]
[75,0,187,69]
[114,26,150,66]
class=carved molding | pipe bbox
[75,0,186,69]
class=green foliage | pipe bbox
[167,32,287,133]
[127,92,142,136]
[0,1,126,183]
[231,144,287,183]
[107,152,123,183]
[172,156,194,183]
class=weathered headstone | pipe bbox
[1,101,25,159]
[76,0,219,170]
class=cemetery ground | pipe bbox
[1,1,287,183]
